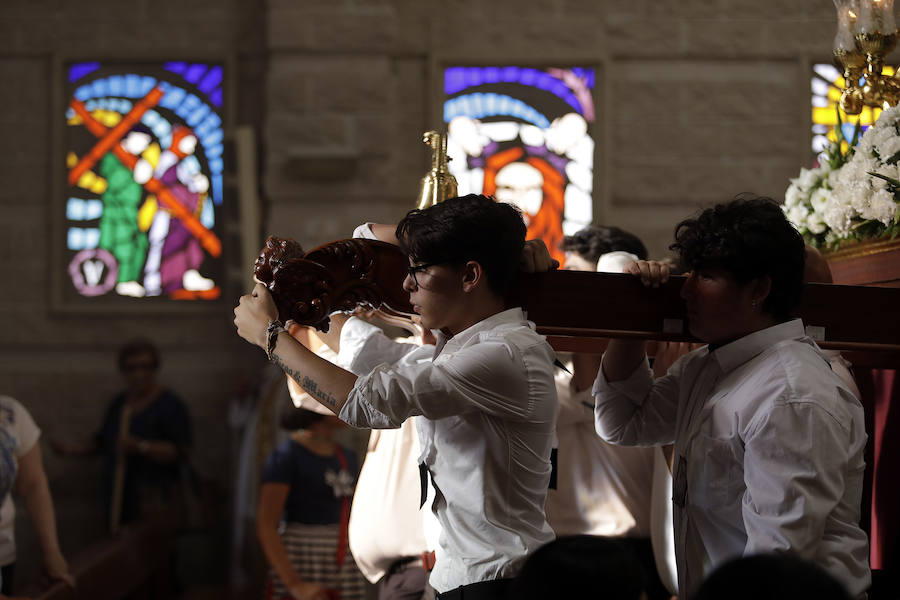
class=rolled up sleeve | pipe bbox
[337,317,420,376]
[592,356,678,446]
[340,338,532,429]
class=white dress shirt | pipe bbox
[545,361,655,538]
[348,419,431,583]
[593,319,871,598]
[337,309,558,592]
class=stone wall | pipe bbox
[0,0,268,589]
[264,0,834,259]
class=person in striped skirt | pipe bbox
[257,377,365,600]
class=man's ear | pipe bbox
[750,275,772,308]
[461,260,484,293]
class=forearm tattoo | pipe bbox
[271,352,340,410]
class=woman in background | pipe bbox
[258,352,365,600]
[0,395,73,595]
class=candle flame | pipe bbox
[849,8,858,18]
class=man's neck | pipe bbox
[446,295,507,336]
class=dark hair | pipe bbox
[117,338,160,371]
[395,194,526,296]
[669,194,805,320]
[691,554,851,600]
[280,406,327,431]
[508,536,646,600]
[560,225,648,263]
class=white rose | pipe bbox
[824,201,854,236]
[807,212,828,234]
[785,183,803,208]
[798,167,819,190]
[827,166,842,189]
[786,204,810,229]
[810,187,830,212]
[862,188,898,225]
[877,135,900,160]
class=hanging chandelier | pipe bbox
[833,0,900,114]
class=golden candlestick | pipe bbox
[416,130,458,209]
[834,0,900,114]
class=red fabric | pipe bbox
[854,367,899,572]
[335,446,350,569]
[869,369,899,571]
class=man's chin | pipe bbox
[687,322,707,343]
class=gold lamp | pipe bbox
[416,130,458,209]
[834,0,900,114]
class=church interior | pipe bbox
[0,0,897,598]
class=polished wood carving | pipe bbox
[254,236,413,332]
[253,237,900,363]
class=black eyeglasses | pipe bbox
[406,262,438,288]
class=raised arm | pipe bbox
[367,223,399,245]
[593,260,680,446]
[600,260,670,382]
[235,283,358,415]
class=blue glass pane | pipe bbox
[69,62,100,83]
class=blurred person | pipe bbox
[690,553,852,600]
[547,225,668,599]
[340,308,439,600]
[235,195,559,600]
[258,371,365,600]
[507,535,647,600]
[592,196,870,598]
[0,396,73,595]
[51,339,192,529]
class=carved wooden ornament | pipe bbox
[254,236,413,332]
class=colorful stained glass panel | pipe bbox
[443,66,596,265]
[810,63,894,158]
[64,61,225,301]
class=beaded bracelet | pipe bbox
[265,319,287,361]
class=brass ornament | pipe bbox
[416,130,458,209]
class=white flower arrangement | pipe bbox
[785,107,900,249]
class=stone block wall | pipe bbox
[263,0,834,260]
[0,0,268,589]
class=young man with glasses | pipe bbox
[234,194,559,600]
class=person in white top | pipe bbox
[342,224,439,600]
[0,396,74,595]
[547,225,670,600]
[234,194,559,600]
[592,196,871,599]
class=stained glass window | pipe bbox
[444,66,596,265]
[810,63,893,157]
[64,62,225,300]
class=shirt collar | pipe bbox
[712,318,806,374]
[433,307,529,358]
